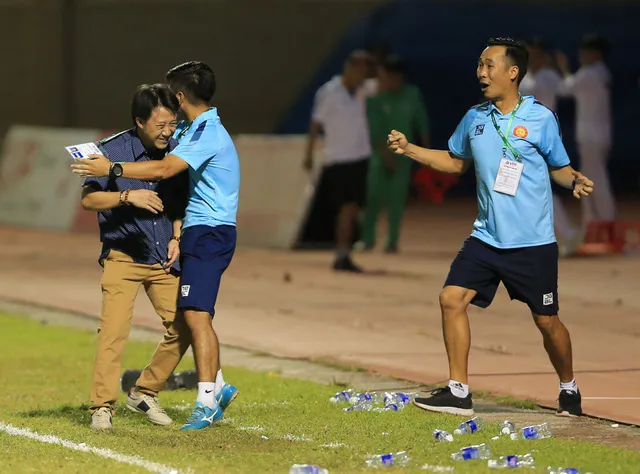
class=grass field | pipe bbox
[1,312,639,473]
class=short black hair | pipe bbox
[166,61,216,104]
[487,37,529,84]
[580,34,610,55]
[528,36,552,54]
[366,41,391,62]
[131,83,180,126]
[347,49,373,65]
[381,55,406,75]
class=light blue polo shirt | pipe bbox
[172,108,240,230]
[448,96,570,249]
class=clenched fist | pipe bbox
[387,130,409,155]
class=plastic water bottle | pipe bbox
[383,392,411,410]
[547,468,592,474]
[349,392,384,406]
[451,444,491,461]
[499,421,516,436]
[433,429,454,442]
[387,392,415,402]
[373,404,398,412]
[289,464,329,474]
[519,423,552,440]
[454,416,485,435]
[488,453,535,469]
[329,389,354,403]
[343,402,373,412]
[365,451,410,468]
[373,403,401,413]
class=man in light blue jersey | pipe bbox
[73,61,239,431]
[387,38,594,418]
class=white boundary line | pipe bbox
[0,421,185,474]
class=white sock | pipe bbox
[449,380,469,398]
[196,382,216,408]
[559,379,578,394]
[214,369,226,396]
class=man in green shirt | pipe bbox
[361,56,430,252]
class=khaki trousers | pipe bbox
[90,250,192,411]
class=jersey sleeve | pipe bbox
[171,122,218,170]
[538,111,571,167]
[448,109,475,159]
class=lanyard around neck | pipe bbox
[490,97,523,161]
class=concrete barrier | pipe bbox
[0,126,321,249]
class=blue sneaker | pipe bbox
[216,383,239,411]
[180,401,223,431]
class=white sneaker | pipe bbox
[126,391,173,425]
[91,407,113,430]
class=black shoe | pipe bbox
[121,369,199,393]
[384,243,398,254]
[173,370,199,390]
[120,369,142,393]
[413,386,474,416]
[333,256,363,273]
[556,389,582,417]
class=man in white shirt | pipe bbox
[557,35,616,224]
[520,38,582,257]
[304,50,375,272]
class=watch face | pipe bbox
[114,164,123,177]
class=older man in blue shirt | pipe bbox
[81,84,190,430]
[73,61,240,431]
[388,38,594,418]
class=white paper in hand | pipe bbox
[65,142,103,161]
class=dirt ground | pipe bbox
[1,198,639,428]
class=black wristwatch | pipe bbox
[109,162,123,179]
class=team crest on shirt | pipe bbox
[513,126,528,139]
[474,124,485,136]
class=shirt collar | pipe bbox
[485,95,531,119]
[130,129,172,160]
[130,129,147,160]
[191,107,218,129]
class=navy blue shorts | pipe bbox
[444,237,559,316]
[178,224,236,317]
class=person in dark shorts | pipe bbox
[73,62,240,431]
[304,50,377,272]
[387,38,594,417]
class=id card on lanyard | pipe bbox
[491,97,523,197]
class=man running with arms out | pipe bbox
[387,38,594,417]
[73,61,239,431]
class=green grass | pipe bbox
[1,312,639,473]
[474,391,541,411]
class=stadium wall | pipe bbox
[0,0,386,138]
[0,126,320,249]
